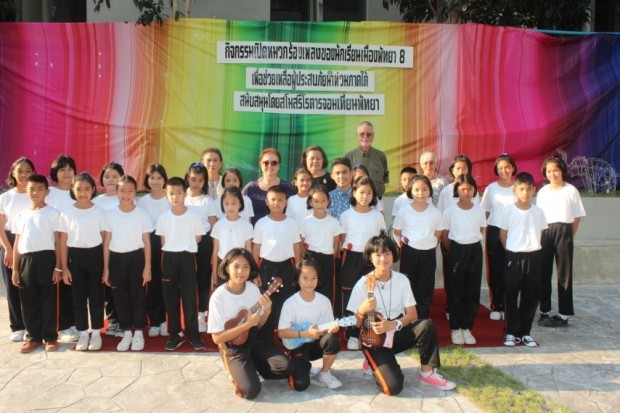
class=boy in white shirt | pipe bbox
[499,172,548,347]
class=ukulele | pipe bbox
[224,277,283,346]
[282,316,357,350]
[359,273,385,349]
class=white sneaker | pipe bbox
[521,335,538,347]
[9,330,26,342]
[462,329,477,345]
[88,335,102,351]
[318,371,343,389]
[159,321,169,337]
[131,336,145,351]
[75,334,90,351]
[198,313,207,333]
[490,311,501,321]
[347,337,359,350]
[309,366,321,376]
[451,329,464,345]
[117,333,132,352]
[148,326,160,337]
[58,327,80,343]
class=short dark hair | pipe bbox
[331,157,351,171]
[143,163,168,190]
[400,166,417,176]
[165,176,188,191]
[217,248,260,281]
[494,153,517,176]
[6,157,36,188]
[448,154,473,178]
[452,173,478,197]
[541,155,567,180]
[221,167,243,189]
[70,172,97,200]
[406,174,433,199]
[306,184,331,210]
[293,254,323,290]
[116,175,137,190]
[99,161,124,187]
[363,230,399,265]
[301,145,328,170]
[514,172,535,187]
[27,174,49,189]
[50,155,76,183]
[350,176,378,207]
[266,184,288,198]
[184,162,209,195]
[221,186,245,213]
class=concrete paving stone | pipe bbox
[141,354,191,375]
[57,397,124,412]
[100,359,142,377]
[0,364,73,402]
[84,376,137,398]
[153,397,214,413]
[113,370,185,410]
[0,367,23,388]
[67,368,103,387]
[21,382,85,411]
[181,359,222,382]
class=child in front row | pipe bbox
[278,256,342,390]
[156,177,206,351]
[208,248,294,400]
[441,174,487,346]
[210,187,254,290]
[103,176,152,352]
[498,172,548,347]
[11,175,61,353]
[58,172,106,351]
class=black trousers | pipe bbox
[540,223,574,315]
[1,231,24,332]
[362,319,440,396]
[306,251,335,308]
[485,225,506,312]
[161,251,198,337]
[196,232,213,312]
[108,249,147,330]
[146,232,166,326]
[258,258,295,338]
[219,336,294,400]
[504,251,540,337]
[288,333,340,391]
[18,250,57,342]
[399,244,436,319]
[445,241,482,331]
[340,250,372,340]
[69,245,104,331]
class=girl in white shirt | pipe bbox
[93,161,123,211]
[286,168,312,224]
[216,167,254,223]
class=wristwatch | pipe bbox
[394,319,403,331]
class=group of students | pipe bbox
[0,145,584,399]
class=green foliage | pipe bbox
[93,0,169,26]
[0,0,17,22]
[383,0,591,30]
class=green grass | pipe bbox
[419,347,571,413]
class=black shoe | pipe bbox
[189,335,205,350]
[165,333,185,351]
[537,313,551,327]
[549,315,568,327]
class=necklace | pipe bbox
[376,272,392,320]
[377,272,391,289]
[225,282,246,295]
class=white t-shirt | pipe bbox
[211,217,254,259]
[93,194,120,211]
[498,204,548,252]
[215,194,255,223]
[286,194,311,224]
[391,193,411,218]
[278,292,334,330]
[339,208,386,252]
[138,194,171,228]
[156,209,205,253]
[346,271,416,321]
[253,216,300,262]
[443,203,487,244]
[14,206,59,253]
[103,206,153,253]
[185,194,216,232]
[57,205,105,248]
[299,215,343,255]
[46,187,73,213]
[0,189,30,231]
[207,282,261,333]
[437,183,480,213]
[480,182,516,226]
[536,183,586,224]
[393,204,444,250]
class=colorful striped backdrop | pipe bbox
[0,20,618,192]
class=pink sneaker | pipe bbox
[418,369,456,390]
[362,359,373,376]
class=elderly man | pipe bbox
[344,121,389,198]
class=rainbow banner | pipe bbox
[0,20,619,192]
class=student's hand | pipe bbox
[307,324,322,340]
[142,268,151,286]
[11,271,19,287]
[327,320,340,334]
[358,296,377,315]
[102,269,110,287]
[52,269,62,284]
[63,269,72,285]
[258,294,272,314]
[371,314,391,335]
[246,308,262,328]
[3,248,12,268]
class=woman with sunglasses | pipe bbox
[242,148,295,226]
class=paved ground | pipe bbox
[0,284,618,412]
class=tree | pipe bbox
[382,0,591,30]
[93,0,192,26]
[0,0,17,22]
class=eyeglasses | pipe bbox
[262,160,279,167]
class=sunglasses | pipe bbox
[262,160,279,167]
